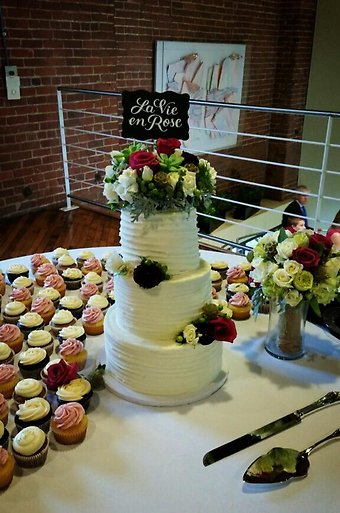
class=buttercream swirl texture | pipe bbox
[59,339,84,356]
[0,324,22,343]
[57,378,91,401]
[15,379,43,398]
[16,397,50,422]
[27,330,52,347]
[10,287,31,302]
[82,306,103,323]
[4,301,26,316]
[229,291,250,306]
[12,426,46,455]
[19,348,47,365]
[51,310,75,324]
[0,343,12,361]
[53,402,85,429]
[0,364,16,383]
[18,312,44,327]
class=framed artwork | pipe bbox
[155,41,246,152]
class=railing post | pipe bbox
[314,115,333,230]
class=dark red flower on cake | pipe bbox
[209,317,237,343]
[156,138,181,156]
[45,359,78,390]
[291,247,320,270]
[129,150,159,170]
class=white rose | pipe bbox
[104,165,115,179]
[272,268,293,288]
[284,289,303,307]
[250,259,278,283]
[183,324,199,346]
[182,171,196,197]
[142,166,153,182]
[106,252,125,274]
[168,171,180,189]
[283,259,303,276]
[276,238,298,261]
[103,182,119,203]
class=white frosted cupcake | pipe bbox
[0,342,15,366]
[13,378,47,405]
[18,347,49,379]
[12,426,49,468]
[14,397,52,433]
[62,267,83,290]
[17,312,45,339]
[76,250,95,269]
[87,294,110,315]
[59,295,84,319]
[37,286,61,308]
[57,254,77,275]
[58,325,86,345]
[50,309,76,336]
[12,276,34,295]
[82,271,103,293]
[27,330,54,356]
[3,300,27,324]
[56,377,93,411]
[6,264,29,284]
[52,247,69,266]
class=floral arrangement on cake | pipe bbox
[176,302,237,346]
[103,138,217,220]
[248,228,340,315]
[106,253,170,289]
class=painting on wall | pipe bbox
[154,41,246,152]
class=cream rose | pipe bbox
[283,259,303,276]
[183,324,199,346]
[272,268,293,288]
[284,289,303,307]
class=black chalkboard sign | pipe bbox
[121,90,189,140]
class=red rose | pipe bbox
[291,247,320,269]
[156,138,181,156]
[45,359,78,390]
[129,150,159,170]
[209,317,237,343]
[309,233,333,253]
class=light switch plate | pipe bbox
[5,65,21,100]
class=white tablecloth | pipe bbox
[1,248,339,512]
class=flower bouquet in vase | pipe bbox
[248,228,340,359]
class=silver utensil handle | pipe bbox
[297,391,340,418]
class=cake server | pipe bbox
[203,391,340,466]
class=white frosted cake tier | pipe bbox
[114,258,212,341]
[104,307,227,406]
[119,209,200,275]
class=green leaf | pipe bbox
[309,296,321,317]
[278,227,288,243]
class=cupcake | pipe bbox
[0,364,19,398]
[59,295,84,319]
[56,254,77,275]
[81,257,102,276]
[81,306,104,335]
[226,282,250,301]
[30,253,50,275]
[210,270,223,292]
[76,250,95,269]
[0,323,24,353]
[12,426,49,468]
[6,264,29,284]
[50,309,76,336]
[0,446,14,489]
[105,277,115,305]
[58,325,87,345]
[31,297,56,324]
[51,402,88,445]
[0,342,15,366]
[35,263,58,287]
[2,300,27,324]
[17,312,45,339]
[0,420,9,449]
[26,329,54,356]
[59,339,87,371]
[239,260,253,276]
[226,265,248,284]
[14,397,52,433]
[12,276,34,295]
[37,286,61,308]
[13,378,47,406]
[52,247,69,266]
[62,268,83,290]
[82,271,103,293]
[87,294,110,315]
[79,282,99,305]
[210,261,229,280]
[0,393,9,425]
[41,359,78,392]
[9,286,32,310]
[18,347,49,379]
[228,291,252,320]
[56,377,93,411]
[0,272,6,296]
[43,273,66,297]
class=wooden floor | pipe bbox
[0,206,120,261]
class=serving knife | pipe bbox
[203,391,340,466]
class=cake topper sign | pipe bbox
[122,90,189,140]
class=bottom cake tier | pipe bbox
[103,306,227,406]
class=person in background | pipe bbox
[326,210,340,249]
[285,217,306,233]
[281,185,311,228]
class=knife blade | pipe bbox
[203,391,340,466]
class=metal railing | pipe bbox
[57,87,340,254]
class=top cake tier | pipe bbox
[119,209,200,275]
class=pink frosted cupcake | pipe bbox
[35,263,58,287]
[0,323,24,354]
[59,338,87,371]
[79,282,99,305]
[31,297,56,324]
[226,265,248,284]
[81,257,102,276]
[0,393,9,426]
[9,287,32,310]
[0,446,14,489]
[76,250,95,269]
[105,277,115,305]
[81,305,104,335]
[51,402,88,445]
[228,291,251,320]
[0,364,19,399]
[30,253,50,274]
[44,273,66,297]
[0,342,15,366]
[82,271,103,293]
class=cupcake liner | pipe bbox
[0,411,9,426]
[0,377,19,399]
[6,335,24,354]
[64,279,82,290]
[13,438,49,468]
[0,453,15,489]
[51,416,88,445]
[15,411,52,434]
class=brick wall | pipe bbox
[0,0,317,218]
